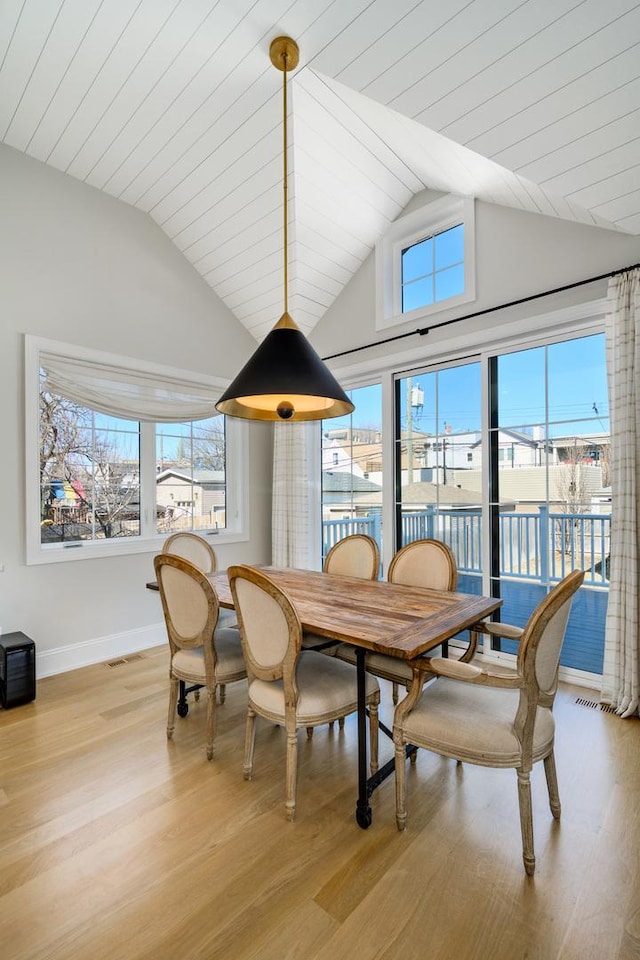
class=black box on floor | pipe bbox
[0,633,36,708]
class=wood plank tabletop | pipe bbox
[209,566,501,661]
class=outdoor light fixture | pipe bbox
[215,37,354,422]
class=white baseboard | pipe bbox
[36,623,166,678]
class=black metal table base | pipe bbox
[355,648,416,829]
[177,679,203,717]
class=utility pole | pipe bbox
[406,377,413,485]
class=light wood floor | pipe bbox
[1,646,639,960]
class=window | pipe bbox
[26,337,247,563]
[401,223,464,313]
[156,417,227,533]
[40,391,142,542]
[376,195,475,331]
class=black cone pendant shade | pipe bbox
[215,37,354,423]
[216,312,354,421]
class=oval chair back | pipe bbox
[162,532,217,574]
[387,538,457,591]
[324,534,379,580]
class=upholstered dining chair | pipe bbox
[228,564,380,822]
[335,538,459,701]
[162,532,236,629]
[154,553,246,760]
[393,569,584,875]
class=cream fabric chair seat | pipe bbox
[172,626,246,685]
[334,646,414,682]
[248,650,379,726]
[401,674,555,765]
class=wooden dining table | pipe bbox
[206,565,502,829]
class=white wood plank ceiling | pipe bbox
[1,0,639,340]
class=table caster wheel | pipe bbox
[177,702,189,718]
[356,805,372,829]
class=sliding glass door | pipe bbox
[394,332,610,676]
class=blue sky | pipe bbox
[330,333,609,441]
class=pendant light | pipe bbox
[216,37,354,422]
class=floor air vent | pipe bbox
[105,654,144,668]
[575,697,617,714]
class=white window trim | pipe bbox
[25,336,249,565]
[376,195,476,332]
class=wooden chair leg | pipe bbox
[219,683,226,704]
[285,729,298,822]
[167,675,179,739]
[338,717,345,730]
[517,769,535,876]
[392,682,399,705]
[243,707,256,780]
[394,734,408,831]
[544,750,562,819]
[206,686,216,761]
[306,726,313,739]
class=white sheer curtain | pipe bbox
[272,422,316,569]
[602,268,640,718]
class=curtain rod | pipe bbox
[322,260,640,362]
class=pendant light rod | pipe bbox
[215,37,353,422]
[282,46,289,316]
[270,37,299,318]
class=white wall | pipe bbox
[0,144,273,676]
[311,193,640,369]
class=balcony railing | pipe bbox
[323,506,610,587]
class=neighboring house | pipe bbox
[321,470,382,521]
[442,464,605,509]
[322,427,383,479]
[155,468,226,528]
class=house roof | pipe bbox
[2,2,638,342]
[156,469,224,486]
[399,482,516,511]
[322,471,382,494]
[400,482,483,507]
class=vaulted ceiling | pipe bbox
[2,0,639,340]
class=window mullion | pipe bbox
[140,422,157,537]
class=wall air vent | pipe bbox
[105,654,144,668]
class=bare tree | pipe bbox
[188,417,226,471]
[40,382,139,541]
[554,445,592,558]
